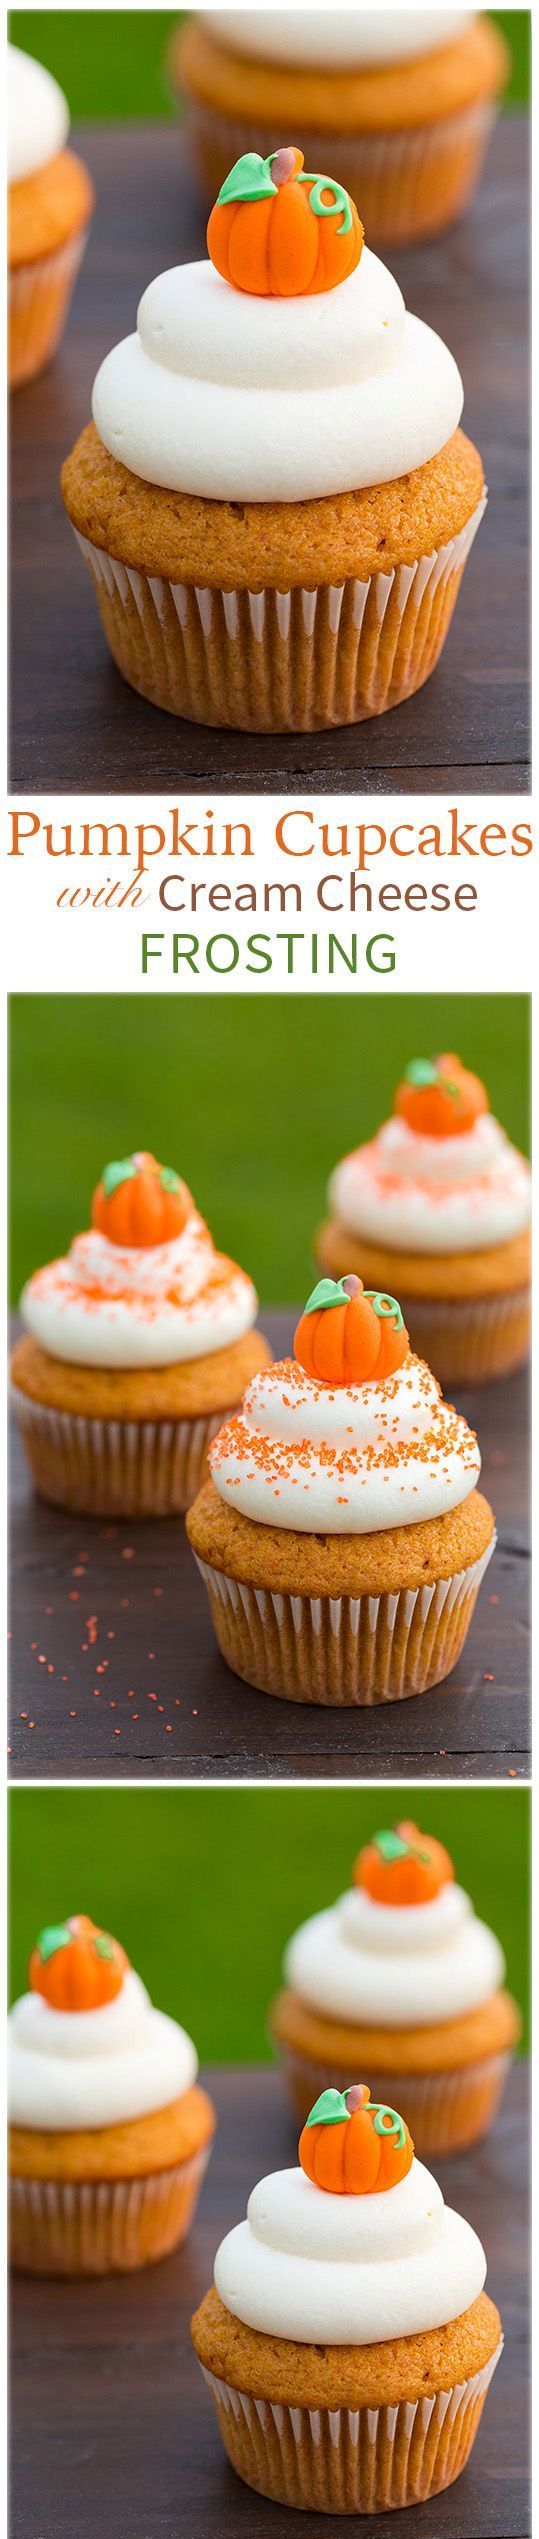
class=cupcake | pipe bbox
[8,42,94,388]
[61,149,485,734]
[187,1274,495,1706]
[9,1913,216,2276]
[271,1818,521,2154]
[191,2086,502,2512]
[9,1148,271,1517]
[317,1052,532,1386]
[173,10,509,247]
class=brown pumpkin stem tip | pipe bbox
[271,147,302,187]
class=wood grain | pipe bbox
[9,114,529,794]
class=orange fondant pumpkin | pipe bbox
[395,1054,488,1141]
[354,1820,454,1906]
[299,2085,413,2195]
[92,1150,190,1248]
[294,1275,408,1387]
[207,146,363,299]
[29,1914,129,2010]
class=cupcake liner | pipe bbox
[9,228,89,388]
[199,2342,502,2511]
[10,2144,210,2276]
[396,1287,531,1387]
[9,1379,222,1517]
[72,498,485,734]
[182,98,496,247]
[276,2042,512,2157]
[193,1537,495,1704]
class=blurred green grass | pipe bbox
[8,11,530,117]
[9,1786,529,2056]
[9,993,530,1305]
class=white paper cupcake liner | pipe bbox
[398,1286,531,1386]
[199,2341,502,2510]
[183,96,496,246]
[72,496,485,733]
[10,2144,210,2276]
[9,228,89,387]
[277,2042,512,2156]
[194,1535,495,1704]
[10,1379,222,1517]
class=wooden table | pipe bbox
[9,113,529,795]
[10,2059,529,2539]
[8,1313,530,1782]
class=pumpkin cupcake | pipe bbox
[8,42,94,388]
[187,1275,495,1706]
[317,1052,532,1386]
[9,1148,270,1518]
[9,1914,216,2276]
[174,10,509,247]
[271,1819,521,2155]
[191,2088,502,2512]
[61,149,485,733]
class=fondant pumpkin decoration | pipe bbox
[294,1275,409,1386]
[92,1151,190,1248]
[395,1054,488,1141]
[207,146,363,298]
[354,1821,454,1906]
[299,2084,413,2195]
[29,1914,128,2011]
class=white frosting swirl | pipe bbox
[285,1883,505,2025]
[8,1968,197,2130]
[209,1352,480,1533]
[21,1207,258,1369]
[214,2156,486,2343]
[330,1114,531,1255]
[8,43,70,187]
[205,11,472,70]
[92,247,463,503]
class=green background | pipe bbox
[9,992,530,1304]
[8,10,530,116]
[9,1785,529,2055]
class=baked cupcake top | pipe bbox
[213,2086,487,2343]
[8,1914,198,2130]
[8,42,70,187]
[209,1275,480,1534]
[20,1149,258,1370]
[329,1053,531,1255]
[284,1819,505,2026]
[92,149,463,502]
[203,11,473,71]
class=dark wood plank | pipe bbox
[8,1313,530,1783]
[9,2061,529,2539]
[9,113,529,794]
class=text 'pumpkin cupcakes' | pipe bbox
[186,1275,495,1705]
[191,2090,502,2512]
[61,148,485,733]
[271,1818,521,2153]
[10,1149,271,1517]
[174,9,509,246]
[8,42,94,388]
[9,1915,216,2275]
[317,1053,531,1385]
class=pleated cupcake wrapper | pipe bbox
[194,1536,495,1705]
[199,2341,502,2512]
[9,1379,222,1517]
[10,2145,210,2277]
[183,96,496,247]
[73,498,485,734]
[398,1285,531,1387]
[9,228,89,387]
[277,2043,512,2157]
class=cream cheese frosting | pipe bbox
[8,42,70,188]
[91,245,463,503]
[8,1967,198,2130]
[214,2155,486,2343]
[204,12,473,71]
[21,1208,258,1369]
[285,1882,505,2025]
[209,1351,480,1533]
[329,1114,532,1255]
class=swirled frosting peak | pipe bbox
[285,1875,505,2028]
[21,1179,258,1369]
[9,1957,198,2131]
[330,1099,531,1256]
[214,2135,487,2343]
[8,42,69,187]
[209,1348,480,1533]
